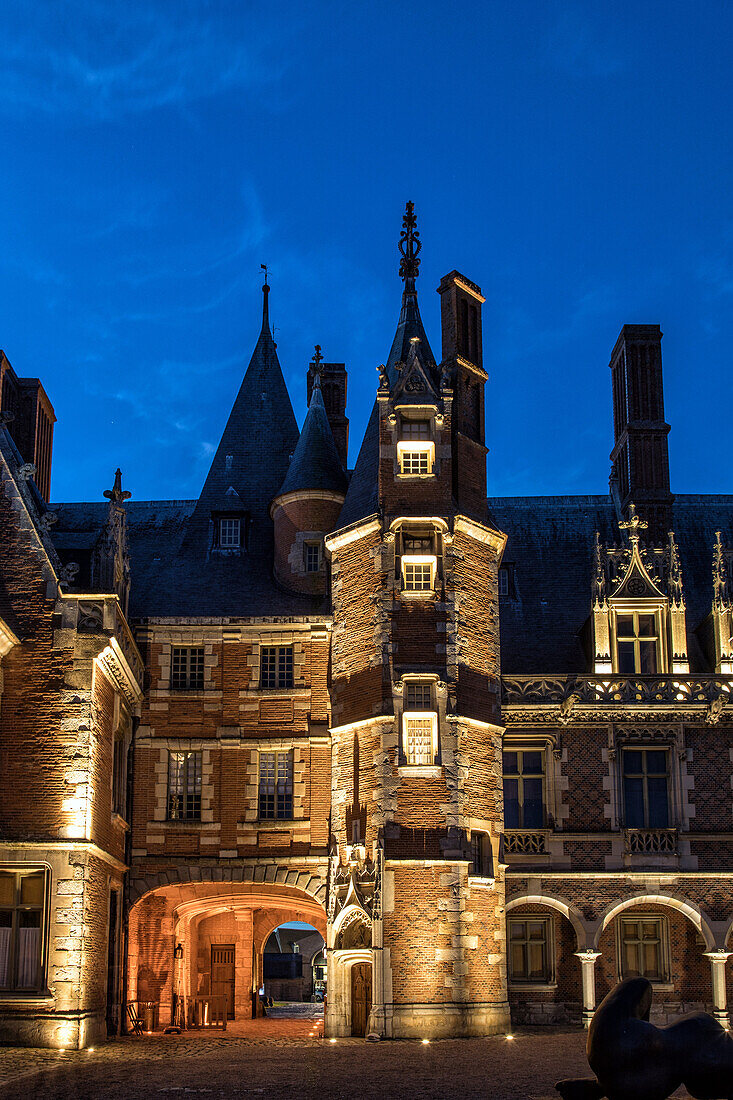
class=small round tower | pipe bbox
[270,348,349,596]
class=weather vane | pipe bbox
[260,263,268,286]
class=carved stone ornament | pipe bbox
[328,848,380,925]
[18,463,36,481]
[705,695,726,726]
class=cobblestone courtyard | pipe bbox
[0,1029,695,1100]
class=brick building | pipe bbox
[1,203,732,1047]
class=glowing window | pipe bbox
[402,560,433,591]
[0,869,46,992]
[167,751,201,821]
[508,918,551,983]
[171,647,205,691]
[620,916,666,981]
[219,517,241,548]
[615,611,659,674]
[403,714,437,765]
[261,646,294,689]
[259,750,293,819]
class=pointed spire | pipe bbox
[713,530,731,610]
[667,530,684,606]
[593,531,606,604]
[275,347,348,500]
[260,265,270,332]
[103,468,132,508]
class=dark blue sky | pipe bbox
[1,1,731,504]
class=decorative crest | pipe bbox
[619,502,647,544]
[104,468,132,508]
[398,200,421,284]
[713,530,731,610]
[310,344,324,390]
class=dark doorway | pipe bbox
[211,944,235,1018]
[350,962,371,1037]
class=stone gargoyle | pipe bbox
[555,977,733,1100]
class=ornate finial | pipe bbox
[619,502,647,544]
[713,530,731,610]
[260,265,270,329]
[104,468,132,508]
[311,345,323,391]
[398,200,421,285]
[593,531,606,603]
[667,531,684,606]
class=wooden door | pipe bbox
[211,945,235,1019]
[350,962,371,1037]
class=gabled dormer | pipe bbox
[592,504,688,674]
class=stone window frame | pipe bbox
[0,864,51,995]
[502,735,561,830]
[167,749,203,822]
[611,602,666,675]
[152,743,214,825]
[395,412,438,481]
[395,523,443,599]
[257,748,295,821]
[615,912,671,986]
[608,728,685,834]
[245,632,307,696]
[507,912,556,989]
[395,674,443,771]
[260,645,294,690]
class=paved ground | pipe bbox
[0,1028,694,1100]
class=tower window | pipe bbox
[261,645,294,689]
[471,832,493,877]
[304,541,321,573]
[218,517,241,548]
[400,533,437,592]
[171,647,205,691]
[397,420,434,476]
[402,679,437,765]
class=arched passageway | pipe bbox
[127,881,326,1033]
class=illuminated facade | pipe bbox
[0,205,732,1047]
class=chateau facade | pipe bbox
[0,205,732,1048]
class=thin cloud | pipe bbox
[1,1,293,118]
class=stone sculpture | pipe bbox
[555,977,733,1100]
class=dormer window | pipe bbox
[615,611,659,674]
[219,517,241,548]
[397,418,434,476]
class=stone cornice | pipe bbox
[95,637,143,708]
[325,516,382,554]
[454,514,507,554]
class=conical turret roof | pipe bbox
[275,366,348,500]
[337,202,438,528]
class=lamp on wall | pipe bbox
[173,943,184,960]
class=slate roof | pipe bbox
[336,281,439,530]
[276,378,348,499]
[51,287,328,620]
[488,494,733,674]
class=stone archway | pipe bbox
[127,874,327,1031]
